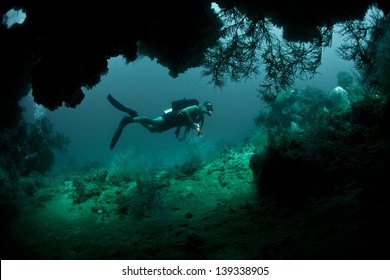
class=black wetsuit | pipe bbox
[160,109,202,132]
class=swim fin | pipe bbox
[107,94,138,117]
[110,116,134,150]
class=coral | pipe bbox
[69,177,103,204]
[108,147,137,182]
[202,12,327,99]
[254,86,329,132]
[250,91,389,207]
[83,169,108,184]
[175,137,214,177]
[122,170,170,220]
[337,8,390,97]
[328,86,350,109]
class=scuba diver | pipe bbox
[107,94,214,150]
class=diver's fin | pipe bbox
[107,94,138,117]
[110,116,134,150]
[110,127,123,150]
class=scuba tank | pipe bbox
[164,98,200,114]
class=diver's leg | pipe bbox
[110,116,133,150]
[133,116,163,133]
[107,94,138,117]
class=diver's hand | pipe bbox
[194,124,203,136]
[194,123,200,131]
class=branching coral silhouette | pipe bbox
[202,7,333,102]
[337,8,390,94]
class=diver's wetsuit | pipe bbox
[160,109,202,132]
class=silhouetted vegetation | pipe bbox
[337,8,390,95]
[202,6,332,102]
[0,117,69,180]
[202,5,390,104]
